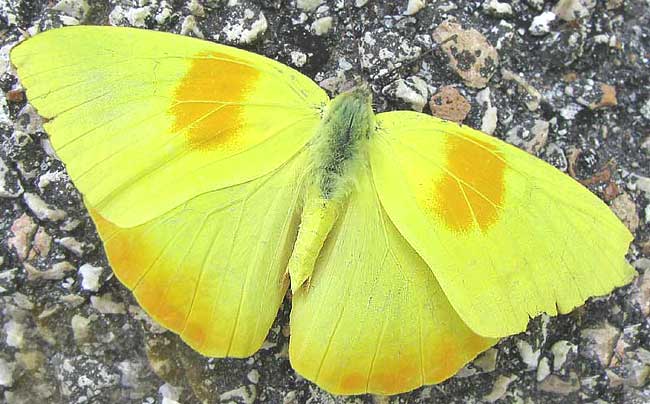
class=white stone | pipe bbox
[311,16,333,35]
[395,77,428,112]
[53,0,89,19]
[0,358,15,387]
[476,87,498,134]
[71,314,91,342]
[159,383,182,402]
[23,192,66,221]
[536,357,551,381]
[247,369,260,384]
[37,170,66,191]
[24,261,76,281]
[297,0,324,11]
[516,339,540,369]
[59,15,80,25]
[79,263,103,291]
[530,12,556,36]
[220,386,257,404]
[290,51,308,67]
[554,0,596,21]
[188,0,205,16]
[223,12,268,44]
[181,15,204,38]
[404,0,426,15]
[483,375,517,403]
[126,6,152,27]
[57,237,85,256]
[483,0,513,16]
[4,320,25,348]
[91,294,126,314]
[154,4,172,24]
[551,340,576,370]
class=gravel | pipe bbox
[1,0,649,403]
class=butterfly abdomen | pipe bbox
[287,87,376,293]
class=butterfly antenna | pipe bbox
[370,33,458,89]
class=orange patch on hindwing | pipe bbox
[88,209,192,332]
[430,133,506,233]
[170,51,259,151]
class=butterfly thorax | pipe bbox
[287,87,375,294]
[311,87,375,199]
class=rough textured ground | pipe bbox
[0,0,649,403]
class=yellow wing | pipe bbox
[368,111,636,338]
[289,164,495,395]
[90,152,308,357]
[10,25,328,227]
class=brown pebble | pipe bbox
[590,84,617,109]
[8,213,38,261]
[639,240,650,257]
[429,86,471,122]
[432,20,499,88]
[610,192,640,233]
[602,181,621,202]
[5,89,25,102]
[581,165,612,186]
[562,72,578,82]
[566,147,581,178]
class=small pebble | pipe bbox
[0,358,15,387]
[247,369,260,384]
[551,340,577,370]
[529,12,557,36]
[31,226,52,258]
[516,339,540,369]
[23,192,66,221]
[57,236,85,256]
[90,294,126,314]
[404,0,426,15]
[536,357,551,381]
[538,372,580,394]
[554,0,595,21]
[71,314,91,342]
[311,16,333,36]
[8,213,37,261]
[476,87,498,134]
[429,86,471,123]
[610,192,640,233]
[433,20,499,88]
[24,261,75,281]
[580,322,620,366]
[79,263,103,291]
[483,0,513,17]
[483,375,516,402]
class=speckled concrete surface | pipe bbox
[0,1,649,403]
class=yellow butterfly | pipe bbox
[10,25,636,395]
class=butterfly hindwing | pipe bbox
[89,152,309,357]
[289,164,495,395]
[368,111,636,338]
